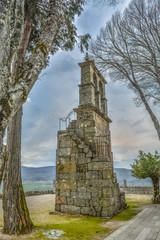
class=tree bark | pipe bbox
[131,81,160,141]
[151,176,160,203]
[0,0,13,98]
[2,6,33,234]
[3,107,33,235]
[0,1,62,172]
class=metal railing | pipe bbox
[59,111,76,130]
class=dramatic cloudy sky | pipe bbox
[21,0,159,169]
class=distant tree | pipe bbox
[90,0,160,141]
[131,151,160,203]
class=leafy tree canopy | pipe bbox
[131,151,160,179]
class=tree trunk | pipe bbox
[2,7,33,235]
[0,1,62,170]
[151,176,160,204]
[3,107,33,235]
[131,80,160,141]
[0,120,8,185]
[137,90,160,141]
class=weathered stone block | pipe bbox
[60,189,71,197]
[77,157,91,164]
[71,191,77,199]
[85,127,95,133]
[91,190,102,198]
[57,148,71,157]
[114,188,120,196]
[86,171,99,180]
[77,153,85,159]
[120,192,126,208]
[72,134,77,140]
[67,197,74,205]
[56,173,77,180]
[88,162,109,171]
[90,198,101,207]
[107,206,115,216]
[99,198,110,207]
[102,188,113,197]
[74,198,86,207]
[78,144,85,149]
[55,204,60,212]
[59,136,71,148]
[87,179,112,188]
[80,207,92,215]
[77,180,87,188]
[56,196,67,205]
[101,207,109,217]
[91,157,110,162]
[77,164,88,173]
[57,163,76,174]
[86,152,92,158]
[56,157,70,165]
[94,207,102,217]
[78,192,91,200]
[60,205,80,214]
[85,199,90,207]
[83,147,89,153]
[87,186,101,193]
[99,170,103,179]
[83,120,92,127]
[56,180,76,190]
[102,170,112,179]
[110,197,115,205]
[71,146,78,153]
[76,172,86,180]
[77,186,87,193]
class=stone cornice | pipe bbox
[78,82,95,88]
[74,105,112,123]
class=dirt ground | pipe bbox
[0,194,152,240]
[0,194,55,239]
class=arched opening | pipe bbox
[93,73,99,108]
[93,73,97,89]
[99,81,103,95]
[99,81,103,110]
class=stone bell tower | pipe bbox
[55,58,126,217]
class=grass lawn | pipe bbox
[23,181,53,192]
[0,194,152,240]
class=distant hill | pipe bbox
[114,168,152,187]
[21,166,56,182]
[21,166,152,187]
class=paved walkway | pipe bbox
[104,205,160,240]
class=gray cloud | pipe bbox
[21,1,159,168]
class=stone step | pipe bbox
[67,120,77,130]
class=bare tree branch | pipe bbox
[90,0,160,140]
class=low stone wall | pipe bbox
[0,187,153,200]
[0,190,54,199]
[120,187,153,195]
[25,190,54,196]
